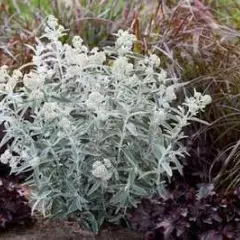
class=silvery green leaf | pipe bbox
[87,181,101,196]
[138,169,158,179]
[97,214,105,227]
[82,211,99,233]
[172,157,183,175]
[0,134,13,149]
[153,144,166,160]
[188,117,211,125]
[131,184,148,196]
[67,200,78,214]
[126,122,138,136]
[109,189,127,205]
[108,213,124,223]
[161,161,173,177]
[123,149,139,171]
[76,197,83,211]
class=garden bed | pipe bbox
[0,1,240,239]
[1,216,142,240]
[0,178,142,240]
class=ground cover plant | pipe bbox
[0,15,211,232]
[0,177,32,230]
[129,183,240,240]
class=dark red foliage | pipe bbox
[0,109,34,179]
[128,184,240,240]
[0,177,33,229]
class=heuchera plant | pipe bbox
[129,183,240,240]
[0,16,211,232]
[0,178,32,229]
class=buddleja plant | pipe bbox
[0,16,211,232]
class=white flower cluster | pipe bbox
[137,54,161,74]
[65,37,106,68]
[23,72,44,90]
[184,90,212,115]
[72,36,85,50]
[91,159,113,181]
[0,65,9,85]
[58,117,71,131]
[153,109,166,125]
[112,56,133,79]
[89,47,106,65]
[43,15,65,41]
[86,92,108,121]
[40,102,60,120]
[0,66,22,92]
[0,149,18,168]
[0,149,12,164]
[86,92,105,110]
[149,54,161,67]
[115,29,136,55]
[155,85,177,109]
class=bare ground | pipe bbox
[0,217,143,240]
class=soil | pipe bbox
[0,217,143,240]
[0,177,142,240]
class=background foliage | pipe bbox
[129,183,240,240]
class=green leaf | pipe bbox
[74,195,88,211]
[76,197,83,211]
[108,213,123,223]
[126,122,138,136]
[82,211,99,233]
[138,169,158,179]
[153,144,166,160]
[123,149,139,171]
[67,200,78,214]
[131,184,148,196]
[109,189,127,205]
[188,117,211,125]
[161,161,172,177]
[65,180,76,193]
[51,95,71,103]
[97,214,105,227]
[87,181,101,196]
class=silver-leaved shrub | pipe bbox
[0,16,211,232]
